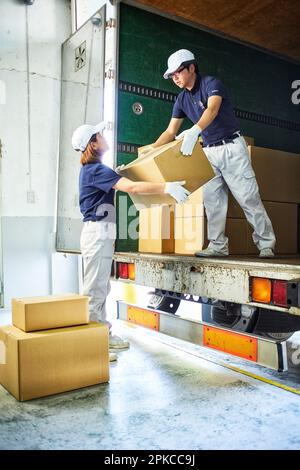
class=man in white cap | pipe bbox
[72,121,190,361]
[149,49,276,258]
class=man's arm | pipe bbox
[152,118,183,147]
[176,95,222,156]
[196,95,222,131]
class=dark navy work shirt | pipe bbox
[172,75,240,146]
[79,162,121,222]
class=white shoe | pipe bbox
[259,248,275,258]
[109,352,118,362]
[109,335,130,350]
[195,247,228,257]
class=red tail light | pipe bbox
[273,280,288,307]
[118,263,128,279]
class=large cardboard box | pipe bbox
[118,140,214,208]
[175,191,298,253]
[139,205,174,253]
[226,198,298,253]
[175,187,204,218]
[257,201,297,254]
[249,146,300,203]
[12,294,89,332]
[175,202,298,255]
[243,136,254,146]
[174,188,245,219]
[174,217,248,255]
[0,323,109,401]
[137,135,254,158]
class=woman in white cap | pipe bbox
[72,122,189,361]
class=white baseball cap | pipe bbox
[163,49,195,79]
[71,121,106,151]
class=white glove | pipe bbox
[175,124,201,156]
[138,145,154,158]
[115,164,125,174]
[164,180,190,204]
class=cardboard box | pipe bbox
[175,202,298,255]
[243,136,254,146]
[227,198,298,253]
[249,146,300,203]
[0,323,109,401]
[137,136,204,158]
[118,140,214,208]
[12,294,89,332]
[137,135,253,158]
[258,201,297,254]
[139,205,174,253]
[175,187,205,218]
[175,187,251,219]
[174,217,248,255]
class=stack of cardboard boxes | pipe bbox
[0,294,109,401]
[119,137,300,256]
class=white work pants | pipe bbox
[203,136,276,254]
[80,220,116,326]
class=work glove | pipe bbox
[164,181,190,204]
[175,124,201,156]
[115,164,126,174]
[138,144,154,158]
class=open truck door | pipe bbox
[56,7,106,253]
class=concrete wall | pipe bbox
[73,0,106,30]
[0,0,78,308]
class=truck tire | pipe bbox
[255,331,294,341]
[147,294,181,314]
[201,304,213,323]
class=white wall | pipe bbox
[0,0,79,308]
[73,0,107,30]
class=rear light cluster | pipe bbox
[251,277,288,307]
[117,262,135,280]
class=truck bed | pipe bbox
[114,252,300,314]
[114,252,300,272]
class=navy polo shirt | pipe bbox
[79,162,121,222]
[172,75,240,146]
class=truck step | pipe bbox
[117,301,287,371]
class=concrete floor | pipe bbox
[1,307,300,450]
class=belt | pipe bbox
[202,131,241,148]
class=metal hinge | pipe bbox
[106,18,116,28]
[105,69,115,79]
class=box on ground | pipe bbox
[12,294,89,332]
[249,146,300,204]
[139,206,174,253]
[118,140,214,208]
[0,322,109,401]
